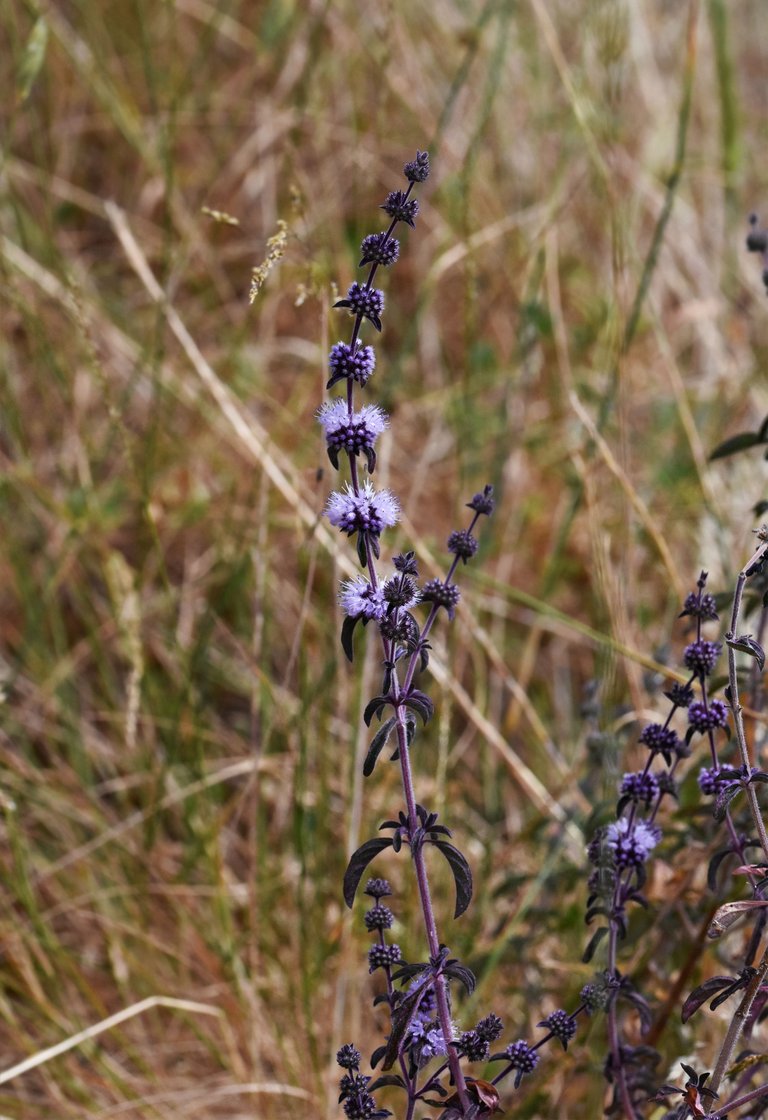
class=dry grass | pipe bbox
[1,1,768,1116]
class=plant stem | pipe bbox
[606,925,640,1120]
[710,1078,768,1118]
[705,942,768,1111]
[390,703,470,1113]
[725,540,768,863]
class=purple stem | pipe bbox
[338,173,471,1114]
[710,1078,768,1118]
[389,701,470,1110]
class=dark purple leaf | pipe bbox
[390,962,428,983]
[708,846,736,892]
[370,1044,388,1069]
[382,977,434,1070]
[343,837,394,908]
[341,615,360,663]
[430,839,473,917]
[726,634,766,673]
[368,1075,407,1092]
[403,689,434,724]
[364,717,397,777]
[709,431,762,461]
[714,781,742,822]
[443,960,476,994]
[427,824,452,838]
[364,695,390,727]
[681,976,734,1023]
[619,986,653,1033]
[582,926,609,963]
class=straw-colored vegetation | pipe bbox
[1,1,767,1116]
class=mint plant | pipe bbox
[321,162,768,1120]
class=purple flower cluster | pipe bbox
[328,342,376,389]
[683,639,722,677]
[405,984,449,1067]
[620,769,659,806]
[502,1040,539,1088]
[336,1046,390,1120]
[367,942,401,972]
[581,572,747,1117]
[688,698,729,733]
[359,232,400,268]
[606,817,660,870]
[325,481,400,538]
[698,765,741,796]
[639,721,683,764]
[318,401,389,472]
[538,1009,578,1050]
[381,190,419,226]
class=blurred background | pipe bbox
[2,0,768,1116]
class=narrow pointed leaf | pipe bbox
[726,634,765,672]
[341,615,359,663]
[364,695,389,727]
[403,689,434,725]
[369,1075,407,1092]
[343,837,394,908]
[582,925,609,963]
[381,977,433,1069]
[708,846,736,892]
[444,960,476,994]
[431,839,473,917]
[364,717,397,777]
[708,899,768,939]
[714,781,742,822]
[709,431,761,461]
[370,1044,388,1069]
